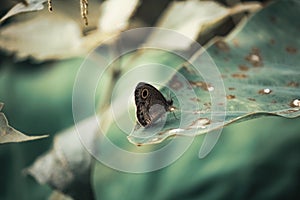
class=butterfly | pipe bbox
[134,82,176,127]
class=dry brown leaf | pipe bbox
[0,0,46,23]
[0,0,140,61]
[0,103,48,144]
[146,0,262,50]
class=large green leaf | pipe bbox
[128,0,300,145]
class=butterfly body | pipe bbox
[134,82,175,127]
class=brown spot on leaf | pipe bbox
[200,118,211,125]
[226,95,235,99]
[203,102,211,109]
[158,129,172,135]
[231,73,248,79]
[221,75,227,79]
[287,81,299,87]
[169,75,183,91]
[190,97,201,102]
[189,81,213,91]
[228,87,235,91]
[290,99,300,108]
[258,88,272,95]
[270,39,275,45]
[245,48,263,67]
[279,109,298,114]
[233,39,239,47]
[238,65,249,71]
[286,46,297,54]
[248,98,256,101]
[270,16,277,23]
[216,41,230,52]
[189,118,211,129]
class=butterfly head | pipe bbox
[166,99,176,112]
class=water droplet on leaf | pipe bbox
[258,88,272,94]
[290,99,300,108]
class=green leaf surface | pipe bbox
[94,117,300,200]
[128,0,300,145]
[0,103,48,144]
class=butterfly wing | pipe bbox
[135,83,151,126]
[135,102,151,126]
[134,82,170,126]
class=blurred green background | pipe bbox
[1,0,300,199]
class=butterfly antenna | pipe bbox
[168,89,179,120]
[169,90,178,120]
[168,89,173,100]
[172,111,179,120]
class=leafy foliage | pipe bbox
[0,0,139,61]
[0,0,299,200]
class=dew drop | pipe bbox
[250,54,260,62]
[258,88,272,94]
[245,48,263,67]
[290,99,300,108]
[264,88,271,94]
[207,86,215,91]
